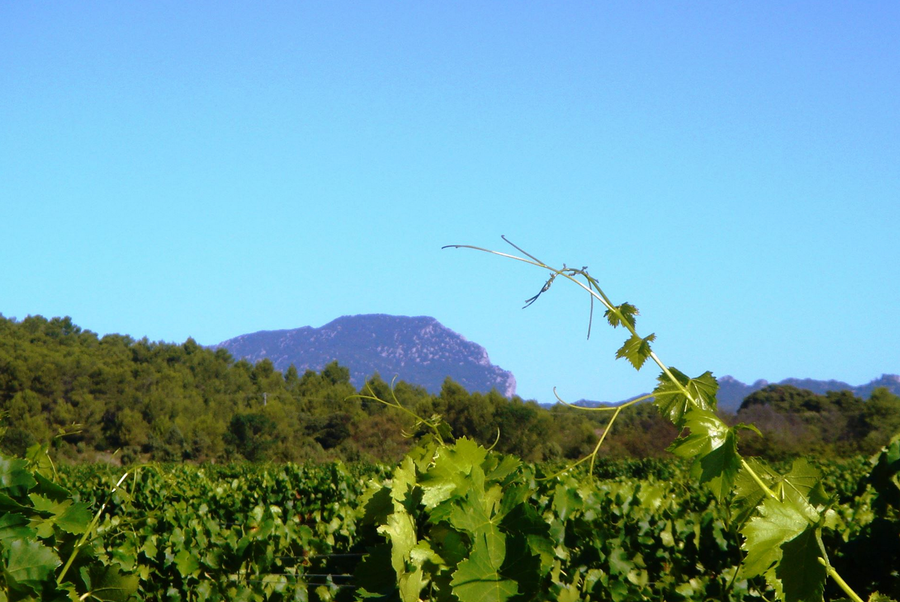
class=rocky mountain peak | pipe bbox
[216,314,516,397]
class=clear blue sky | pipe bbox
[2,2,898,403]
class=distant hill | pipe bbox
[215,314,517,397]
[566,374,900,412]
[217,313,897,410]
[716,374,900,412]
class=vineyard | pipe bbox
[0,446,897,601]
[3,241,899,601]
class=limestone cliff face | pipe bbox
[216,314,517,397]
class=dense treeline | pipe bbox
[735,383,900,458]
[0,314,602,463]
[1,314,898,464]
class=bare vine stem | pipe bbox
[354,378,448,445]
[818,558,864,602]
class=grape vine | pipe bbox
[407,237,895,602]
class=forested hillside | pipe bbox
[1,314,898,464]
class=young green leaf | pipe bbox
[615,333,656,370]
[605,303,638,329]
[389,456,421,514]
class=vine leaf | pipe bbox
[448,490,507,568]
[667,408,728,459]
[697,431,741,501]
[667,408,740,500]
[421,438,488,509]
[174,549,200,578]
[653,369,718,427]
[4,539,61,594]
[867,433,900,512]
[733,459,781,526]
[605,303,638,329]
[741,497,812,579]
[0,456,37,497]
[80,565,140,602]
[354,544,396,597]
[404,542,443,602]
[777,460,828,509]
[775,524,827,602]
[390,456,421,515]
[0,513,34,545]
[32,472,73,503]
[499,533,543,601]
[55,501,92,535]
[733,459,826,527]
[615,333,656,370]
[451,534,519,602]
[375,454,432,602]
[379,512,418,577]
